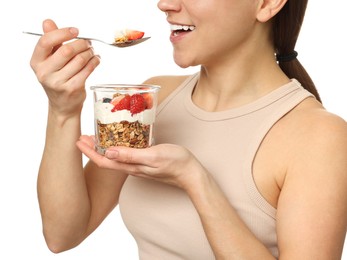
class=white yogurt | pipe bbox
[94,101,156,125]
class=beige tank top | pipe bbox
[119,73,313,259]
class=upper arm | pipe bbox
[276,113,347,259]
[83,161,128,236]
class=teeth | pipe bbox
[170,24,196,31]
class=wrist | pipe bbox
[48,105,82,128]
[182,161,213,199]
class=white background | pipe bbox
[1,0,346,259]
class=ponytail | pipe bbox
[273,0,321,102]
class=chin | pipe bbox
[173,53,198,69]
[176,63,191,69]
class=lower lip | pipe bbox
[170,31,192,44]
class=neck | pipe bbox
[193,48,290,112]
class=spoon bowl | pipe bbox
[23,31,150,48]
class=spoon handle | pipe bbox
[22,31,109,44]
[22,31,43,37]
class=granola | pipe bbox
[97,120,150,149]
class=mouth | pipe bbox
[170,24,196,36]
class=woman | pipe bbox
[30,0,347,259]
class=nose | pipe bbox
[157,0,180,13]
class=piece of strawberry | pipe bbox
[126,30,145,41]
[110,95,125,106]
[142,93,153,109]
[130,94,146,115]
[111,95,131,112]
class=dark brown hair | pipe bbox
[273,0,321,102]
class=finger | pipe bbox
[43,19,58,33]
[56,46,99,80]
[30,26,79,67]
[77,136,159,176]
[78,135,95,148]
[43,19,61,54]
[105,146,158,167]
[46,50,100,93]
[76,136,107,163]
[34,40,96,86]
[70,54,101,83]
[77,136,137,171]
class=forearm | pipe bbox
[38,110,90,252]
[186,171,276,259]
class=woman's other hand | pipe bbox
[76,135,206,191]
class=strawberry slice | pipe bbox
[111,95,131,112]
[125,30,145,41]
[110,95,125,106]
[142,93,153,109]
[130,94,146,115]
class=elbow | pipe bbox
[45,239,74,254]
[43,232,82,254]
[47,243,68,254]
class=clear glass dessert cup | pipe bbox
[90,84,160,155]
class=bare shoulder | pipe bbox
[143,75,191,104]
[268,96,347,163]
[287,97,347,152]
[280,97,347,173]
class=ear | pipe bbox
[256,0,288,22]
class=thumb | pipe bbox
[42,19,58,33]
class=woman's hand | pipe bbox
[30,19,100,118]
[76,135,206,190]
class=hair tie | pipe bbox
[276,51,298,62]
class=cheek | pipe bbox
[206,8,257,46]
[203,0,257,32]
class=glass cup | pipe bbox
[90,84,160,154]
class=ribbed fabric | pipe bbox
[119,73,313,259]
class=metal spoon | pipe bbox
[22,31,150,48]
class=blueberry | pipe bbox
[103,98,112,103]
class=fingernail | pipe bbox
[105,150,119,159]
[69,27,79,35]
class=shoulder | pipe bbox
[278,97,347,166]
[268,96,347,188]
[143,74,192,104]
[287,98,347,153]
[279,96,347,189]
